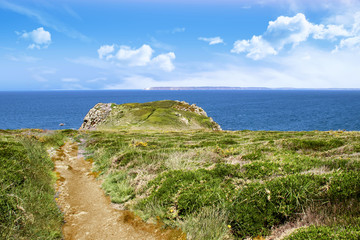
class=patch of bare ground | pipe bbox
[52,141,185,240]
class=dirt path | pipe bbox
[52,141,184,240]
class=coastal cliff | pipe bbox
[79,100,221,131]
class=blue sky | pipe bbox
[1,0,360,90]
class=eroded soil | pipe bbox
[52,141,184,240]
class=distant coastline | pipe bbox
[145,87,360,90]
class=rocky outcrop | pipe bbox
[80,103,112,130]
[209,117,222,131]
[174,101,221,131]
[173,101,208,117]
[79,100,221,131]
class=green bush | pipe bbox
[286,225,360,240]
[283,138,344,152]
[328,171,360,201]
[229,174,327,238]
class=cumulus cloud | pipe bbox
[312,24,350,40]
[151,52,176,72]
[231,36,277,60]
[21,27,51,49]
[116,44,153,66]
[97,45,114,60]
[232,13,357,60]
[198,36,224,45]
[97,44,176,71]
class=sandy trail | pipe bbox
[52,141,183,240]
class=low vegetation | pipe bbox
[2,126,360,239]
[82,130,360,239]
[0,129,71,239]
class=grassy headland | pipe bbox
[80,100,221,131]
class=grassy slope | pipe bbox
[2,128,359,239]
[82,130,360,239]
[98,100,218,131]
[0,129,70,240]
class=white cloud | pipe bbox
[231,36,277,60]
[266,13,314,48]
[198,36,224,45]
[97,45,114,60]
[151,52,176,72]
[336,36,360,50]
[312,24,350,40]
[61,78,79,82]
[97,44,176,71]
[232,13,357,60]
[21,27,51,49]
[116,44,153,66]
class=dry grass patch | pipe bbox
[165,149,220,171]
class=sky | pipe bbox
[1,0,360,90]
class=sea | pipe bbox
[1,90,360,131]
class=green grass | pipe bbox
[94,100,220,131]
[0,131,64,239]
[102,171,135,203]
[82,130,360,239]
[179,206,232,240]
[2,128,360,239]
[286,225,360,240]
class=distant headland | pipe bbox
[145,87,360,90]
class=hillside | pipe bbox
[82,129,360,239]
[79,100,221,131]
[2,129,360,239]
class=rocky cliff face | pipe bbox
[80,103,112,130]
[79,100,221,131]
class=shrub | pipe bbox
[283,138,344,152]
[102,171,135,203]
[179,206,232,240]
[285,225,360,240]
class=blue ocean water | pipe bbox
[1,90,360,131]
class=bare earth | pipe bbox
[52,141,184,240]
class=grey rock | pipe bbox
[80,103,113,130]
